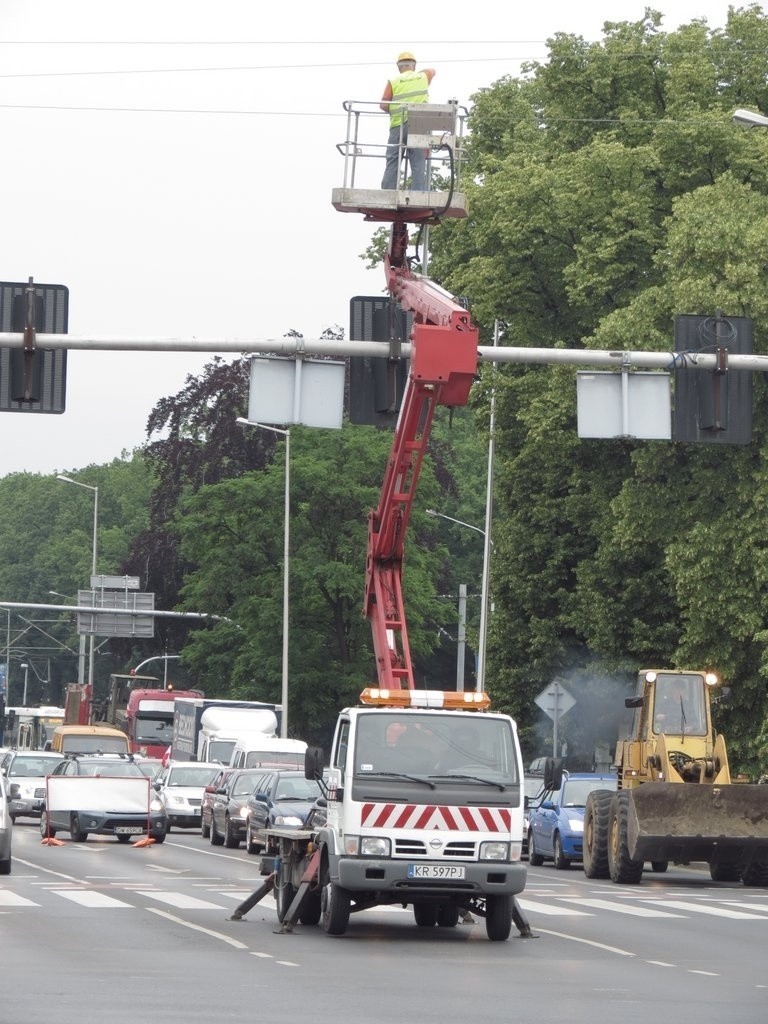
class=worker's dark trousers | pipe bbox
[382,123,427,190]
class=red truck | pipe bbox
[65,674,203,758]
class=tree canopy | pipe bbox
[426,4,768,770]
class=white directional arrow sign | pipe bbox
[534,681,576,758]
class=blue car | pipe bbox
[528,770,617,869]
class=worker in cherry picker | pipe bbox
[380,51,436,191]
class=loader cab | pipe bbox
[650,672,708,737]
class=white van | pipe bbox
[228,736,307,770]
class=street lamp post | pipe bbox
[236,417,290,739]
[49,591,86,686]
[20,661,29,706]
[426,508,492,692]
[1,608,10,700]
[56,475,98,690]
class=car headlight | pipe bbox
[150,798,164,813]
[238,806,249,819]
[165,794,185,808]
[273,814,303,827]
[360,836,391,857]
[479,841,510,861]
[567,818,583,832]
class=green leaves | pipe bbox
[426,6,768,774]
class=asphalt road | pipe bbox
[4,822,766,1024]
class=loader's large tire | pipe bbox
[607,792,644,884]
[710,861,742,882]
[583,790,613,879]
[741,861,768,887]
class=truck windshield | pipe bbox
[135,715,173,744]
[354,713,520,784]
[208,739,236,764]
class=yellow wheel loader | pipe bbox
[583,669,768,885]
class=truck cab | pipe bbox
[307,688,526,941]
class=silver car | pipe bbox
[2,751,65,821]
[0,770,12,874]
[154,761,221,830]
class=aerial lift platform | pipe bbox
[331,99,469,222]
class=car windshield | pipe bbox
[561,778,617,807]
[524,777,543,799]
[135,760,163,779]
[61,736,128,753]
[9,756,63,776]
[167,767,219,787]
[273,777,322,800]
[231,773,263,796]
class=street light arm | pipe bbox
[131,654,180,675]
[426,508,490,542]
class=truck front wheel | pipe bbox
[485,894,513,941]
[321,881,351,935]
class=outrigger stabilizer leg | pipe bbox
[512,895,535,938]
[229,873,276,921]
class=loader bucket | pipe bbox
[625,783,768,865]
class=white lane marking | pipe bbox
[134,890,226,910]
[518,898,590,916]
[53,889,132,908]
[534,927,635,957]
[0,891,39,907]
[212,891,255,901]
[689,970,719,976]
[559,897,684,918]
[275,961,299,967]
[641,899,767,920]
[15,857,86,883]
[250,952,273,959]
[647,961,675,967]
[146,907,249,948]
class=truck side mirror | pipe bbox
[305,745,324,780]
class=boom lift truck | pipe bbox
[234,103,529,942]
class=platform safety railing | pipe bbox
[335,99,468,193]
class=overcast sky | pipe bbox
[0,0,734,478]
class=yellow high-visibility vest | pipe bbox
[387,71,430,127]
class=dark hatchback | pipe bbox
[40,754,168,843]
[244,770,322,854]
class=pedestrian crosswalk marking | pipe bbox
[558,897,684,918]
[641,899,766,920]
[4,883,768,920]
[53,889,132,908]
[134,890,226,910]
[517,899,589,916]
[0,890,38,907]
